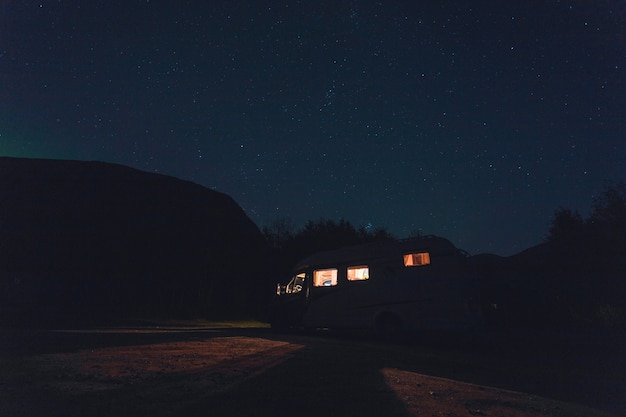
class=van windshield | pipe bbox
[286,272,306,294]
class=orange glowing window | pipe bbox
[347,265,369,281]
[403,252,431,267]
[313,268,338,287]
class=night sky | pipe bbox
[2,1,625,256]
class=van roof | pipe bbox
[294,235,460,270]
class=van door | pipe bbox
[271,272,308,328]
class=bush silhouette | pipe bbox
[542,182,626,329]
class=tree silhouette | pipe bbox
[262,217,295,252]
[546,207,584,243]
[547,182,626,245]
[542,182,626,329]
[588,182,626,248]
[263,218,394,277]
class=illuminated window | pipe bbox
[403,252,431,267]
[347,265,369,281]
[313,268,338,287]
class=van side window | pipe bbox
[347,265,369,281]
[313,268,338,287]
[403,252,431,267]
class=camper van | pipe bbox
[270,236,484,338]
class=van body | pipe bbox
[270,236,484,337]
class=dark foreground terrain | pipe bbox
[1,324,624,417]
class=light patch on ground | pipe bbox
[37,336,303,394]
[381,368,615,417]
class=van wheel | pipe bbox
[375,313,403,342]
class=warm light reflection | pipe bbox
[381,368,576,417]
[41,337,304,394]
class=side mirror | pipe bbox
[276,284,286,295]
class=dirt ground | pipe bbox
[1,324,624,417]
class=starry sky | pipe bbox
[1,1,625,256]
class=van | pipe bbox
[270,236,484,339]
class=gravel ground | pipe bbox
[1,326,624,417]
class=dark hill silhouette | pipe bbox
[473,238,625,334]
[0,157,272,325]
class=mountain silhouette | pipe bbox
[0,157,272,325]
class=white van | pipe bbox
[270,236,484,338]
